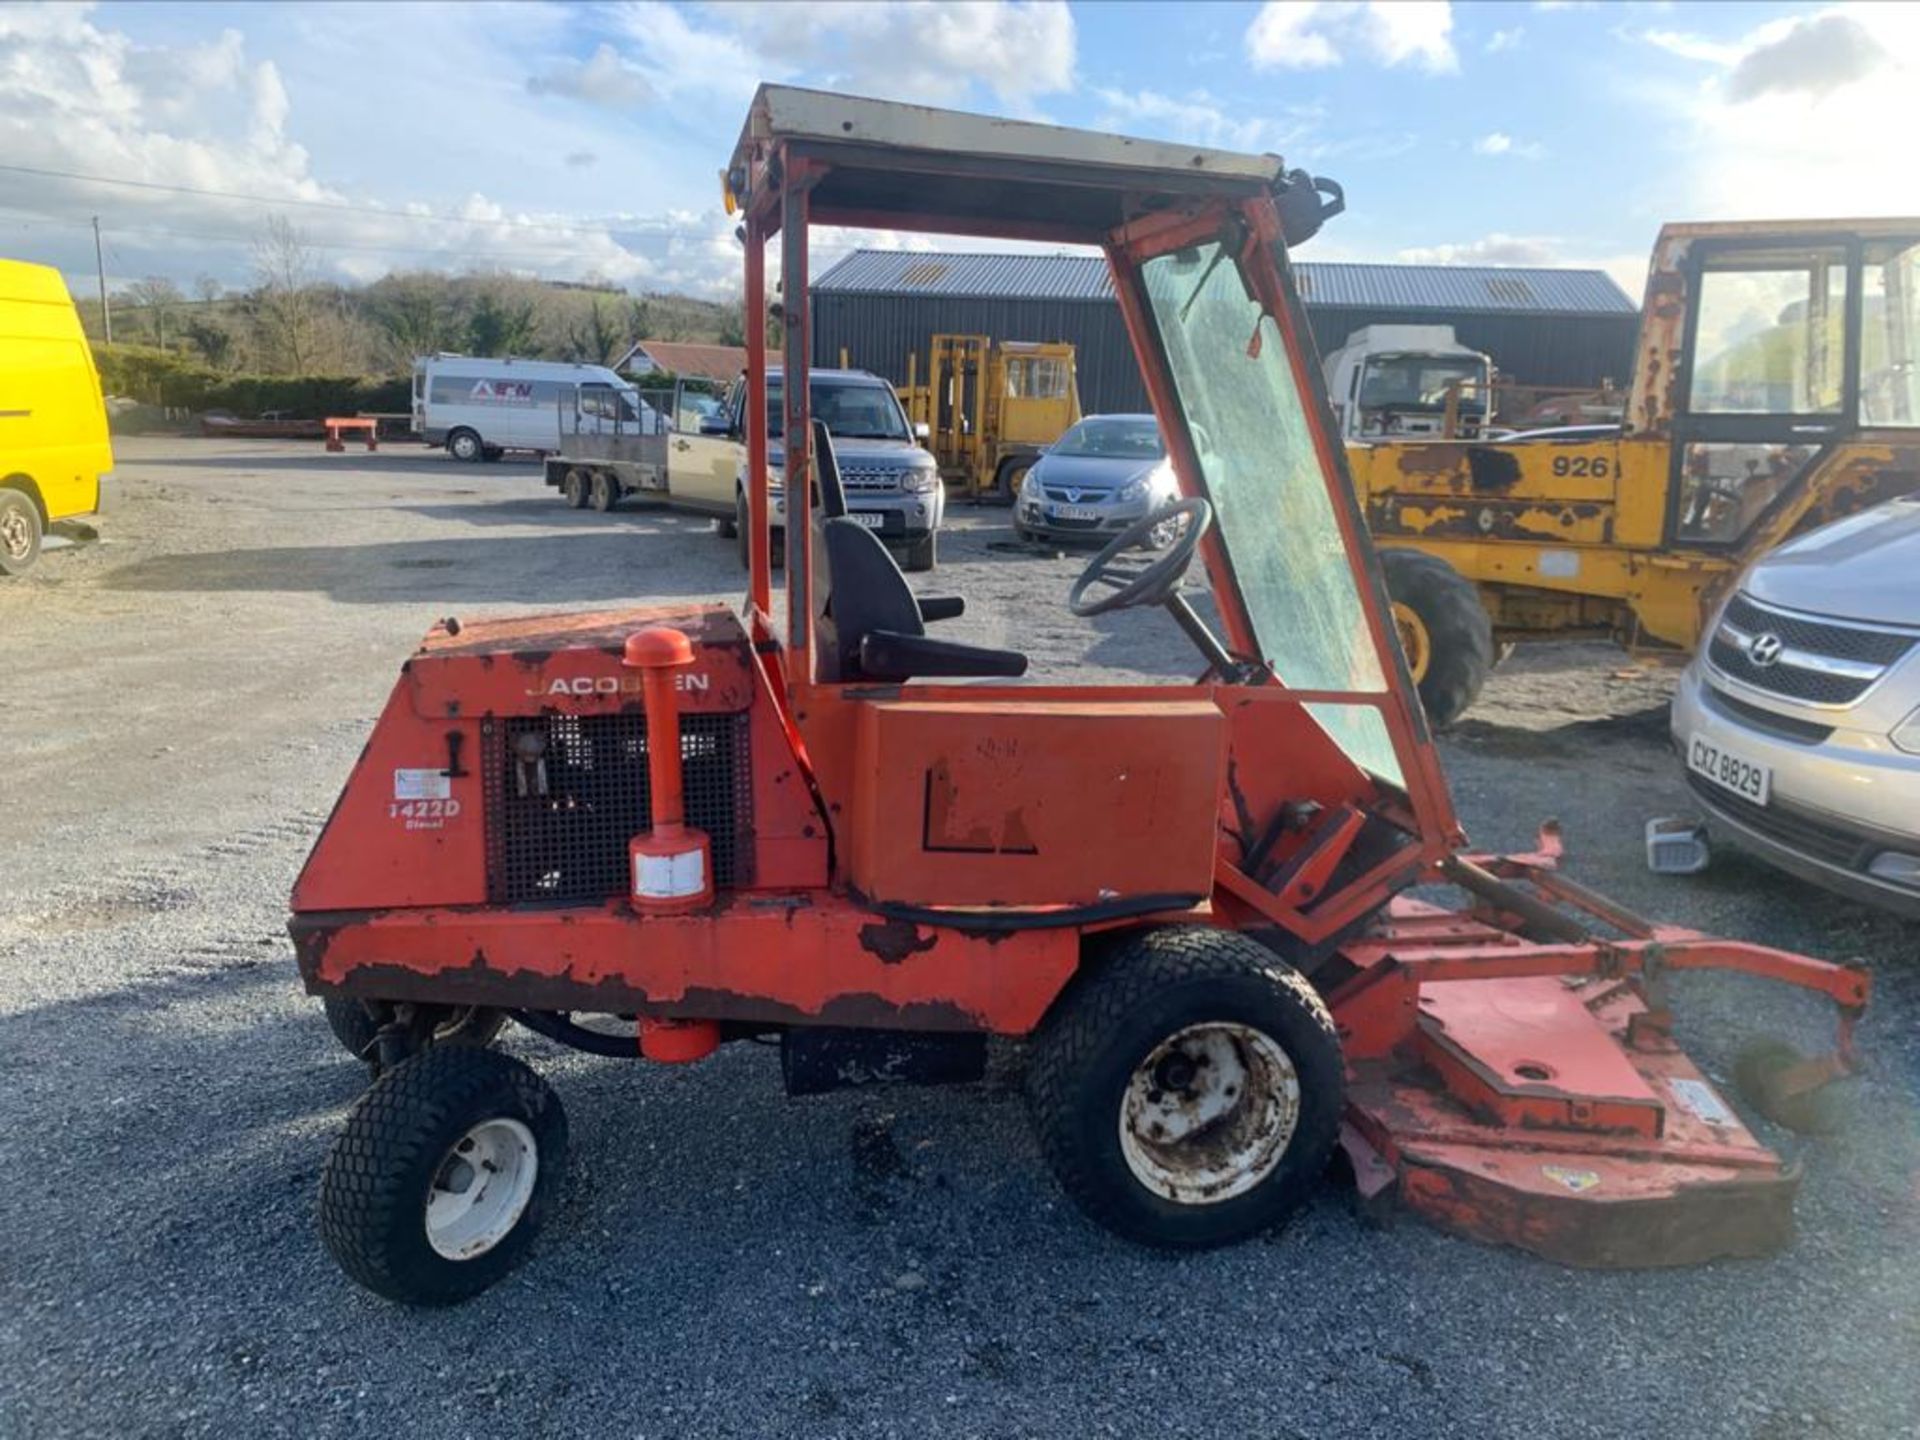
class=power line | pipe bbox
[0,160,635,238]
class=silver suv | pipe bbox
[1671,497,1920,915]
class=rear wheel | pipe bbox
[319,1046,567,1306]
[992,457,1029,506]
[589,472,618,512]
[1378,548,1493,729]
[1027,927,1343,1249]
[0,489,43,576]
[562,470,589,508]
[904,530,937,573]
[446,429,483,463]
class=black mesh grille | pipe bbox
[1722,594,1916,665]
[1685,773,1869,870]
[1706,635,1872,705]
[484,712,751,905]
[1702,684,1835,744]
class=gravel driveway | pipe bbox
[2,437,1915,1439]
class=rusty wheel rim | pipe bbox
[1118,1022,1300,1206]
[0,507,30,560]
[1392,601,1431,683]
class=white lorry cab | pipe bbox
[1321,325,1493,443]
[413,354,658,461]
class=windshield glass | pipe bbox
[1141,240,1402,784]
[767,379,910,441]
[1052,416,1165,459]
[1359,357,1486,411]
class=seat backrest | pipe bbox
[814,518,925,682]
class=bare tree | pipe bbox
[193,274,224,305]
[122,276,184,348]
[250,215,322,372]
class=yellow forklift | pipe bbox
[895,334,1082,501]
[1347,219,1920,726]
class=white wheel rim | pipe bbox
[425,1118,538,1260]
[1118,1022,1300,1206]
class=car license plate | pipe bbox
[1053,505,1102,522]
[851,511,884,529]
[1687,733,1771,805]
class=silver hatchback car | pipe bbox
[1014,414,1180,546]
[1671,496,1920,915]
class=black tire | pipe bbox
[321,996,507,1071]
[1378,548,1493,729]
[446,429,483,463]
[319,1046,567,1306]
[589,472,618,512]
[735,492,750,569]
[904,530,937,573]
[1026,926,1343,1250]
[992,457,1028,506]
[0,488,43,576]
[562,470,590,509]
[481,446,503,463]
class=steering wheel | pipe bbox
[1068,497,1214,617]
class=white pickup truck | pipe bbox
[545,365,946,571]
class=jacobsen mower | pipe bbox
[291,87,1868,1304]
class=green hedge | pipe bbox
[92,344,410,418]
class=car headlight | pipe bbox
[902,467,939,494]
[1116,463,1175,506]
[764,464,784,495]
[1020,468,1044,498]
[1893,706,1920,756]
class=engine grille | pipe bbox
[1707,594,1916,707]
[484,712,751,905]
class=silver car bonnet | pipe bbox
[1743,498,1920,627]
[1030,453,1162,491]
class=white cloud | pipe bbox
[1636,5,1920,221]
[1398,233,1563,266]
[1473,131,1545,159]
[1246,2,1458,75]
[526,42,655,109]
[1485,27,1523,53]
[1725,12,1891,101]
[608,0,1076,108]
[1092,87,1309,153]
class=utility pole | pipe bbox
[92,215,112,346]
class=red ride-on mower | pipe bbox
[291,88,1868,1305]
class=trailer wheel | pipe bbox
[322,997,507,1073]
[904,530,937,573]
[1378,548,1492,729]
[1026,927,1342,1249]
[589,473,618,512]
[562,470,590,509]
[446,429,483,463]
[0,488,43,576]
[319,1046,567,1306]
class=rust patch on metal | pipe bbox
[857,918,940,964]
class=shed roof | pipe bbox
[813,250,1637,316]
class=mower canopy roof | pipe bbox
[728,84,1287,243]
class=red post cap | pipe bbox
[624,625,695,669]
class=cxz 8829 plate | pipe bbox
[1688,732,1771,805]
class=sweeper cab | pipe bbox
[291,86,1867,1306]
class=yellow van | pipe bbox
[0,258,113,574]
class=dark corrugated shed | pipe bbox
[812,250,1641,413]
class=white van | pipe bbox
[412,354,658,461]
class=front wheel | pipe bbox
[0,489,43,576]
[1378,548,1493,729]
[1026,927,1343,1249]
[319,1046,567,1306]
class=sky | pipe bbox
[3,1,1917,304]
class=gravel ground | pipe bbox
[2,436,1915,1439]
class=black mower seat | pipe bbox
[814,517,1027,684]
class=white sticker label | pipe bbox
[1669,1077,1736,1127]
[636,849,706,899]
[393,768,451,801]
[1538,549,1581,578]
